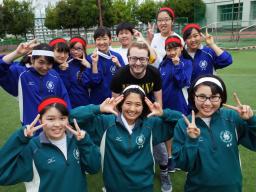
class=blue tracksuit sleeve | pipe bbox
[173,60,192,88]
[151,109,182,145]
[76,133,101,174]
[212,49,233,69]
[0,128,33,185]
[172,119,200,172]
[70,105,110,145]
[56,76,72,110]
[235,113,256,150]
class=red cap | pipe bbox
[182,23,201,34]
[165,36,182,46]
[159,7,175,19]
[38,97,67,113]
[70,37,87,47]
[49,38,67,47]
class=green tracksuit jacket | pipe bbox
[0,127,101,192]
[173,108,256,192]
[70,104,182,192]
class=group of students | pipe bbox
[0,6,255,192]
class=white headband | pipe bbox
[194,77,223,90]
[32,50,54,57]
[123,85,145,95]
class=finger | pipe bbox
[200,32,206,39]
[233,92,242,107]
[205,27,208,35]
[148,22,151,29]
[191,110,195,125]
[30,114,40,127]
[114,95,124,105]
[145,97,153,108]
[73,119,81,132]
[65,125,77,135]
[152,23,155,30]
[32,123,46,132]
[27,39,37,45]
[67,58,74,64]
[182,114,190,126]
[222,103,240,111]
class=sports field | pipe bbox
[0,50,255,191]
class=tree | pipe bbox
[0,5,5,37]
[3,0,34,38]
[136,0,161,24]
[163,0,206,23]
[98,0,115,27]
[45,5,59,30]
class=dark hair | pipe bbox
[183,27,201,41]
[32,43,55,64]
[69,36,87,52]
[188,74,227,113]
[52,41,69,53]
[39,96,69,118]
[117,88,149,118]
[94,27,111,40]
[116,22,134,36]
[127,42,150,57]
[165,35,182,49]
[20,54,32,66]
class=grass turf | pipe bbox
[0,50,256,191]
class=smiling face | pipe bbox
[185,28,202,52]
[194,85,221,118]
[95,34,111,53]
[53,50,69,64]
[166,46,183,59]
[32,56,53,75]
[40,107,68,140]
[157,11,173,36]
[121,92,143,125]
[118,29,133,48]
[70,42,84,59]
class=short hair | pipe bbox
[116,87,149,118]
[188,74,227,113]
[94,27,111,40]
[127,42,150,57]
[116,22,134,36]
[32,43,55,64]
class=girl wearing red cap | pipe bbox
[182,24,233,82]
[159,35,192,115]
[150,7,184,68]
[0,96,101,192]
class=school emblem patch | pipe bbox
[110,65,117,75]
[220,130,232,147]
[136,134,145,149]
[46,81,55,91]
[73,148,80,160]
[199,60,208,71]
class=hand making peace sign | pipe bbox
[183,111,201,139]
[24,114,45,137]
[223,92,254,120]
[99,95,124,116]
[144,97,163,117]
[201,27,215,46]
[16,39,40,56]
[66,119,86,141]
[76,52,91,68]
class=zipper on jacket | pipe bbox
[39,76,43,95]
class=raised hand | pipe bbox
[100,95,124,116]
[59,57,71,71]
[223,92,254,120]
[201,27,215,46]
[16,39,40,55]
[147,22,155,43]
[76,52,91,68]
[24,114,45,137]
[145,97,163,117]
[183,111,200,139]
[66,119,86,141]
[111,56,121,68]
[171,54,180,65]
[91,50,99,64]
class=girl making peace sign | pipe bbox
[0,97,100,192]
[172,74,256,192]
[70,85,182,192]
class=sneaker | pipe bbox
[168,157,176,173]
[160,171,173,192]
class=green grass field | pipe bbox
[0,50,256,191]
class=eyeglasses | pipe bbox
[128,56,149,63]
[157,18,172,23]
[195,95,221,102]
[71,47,83,52]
